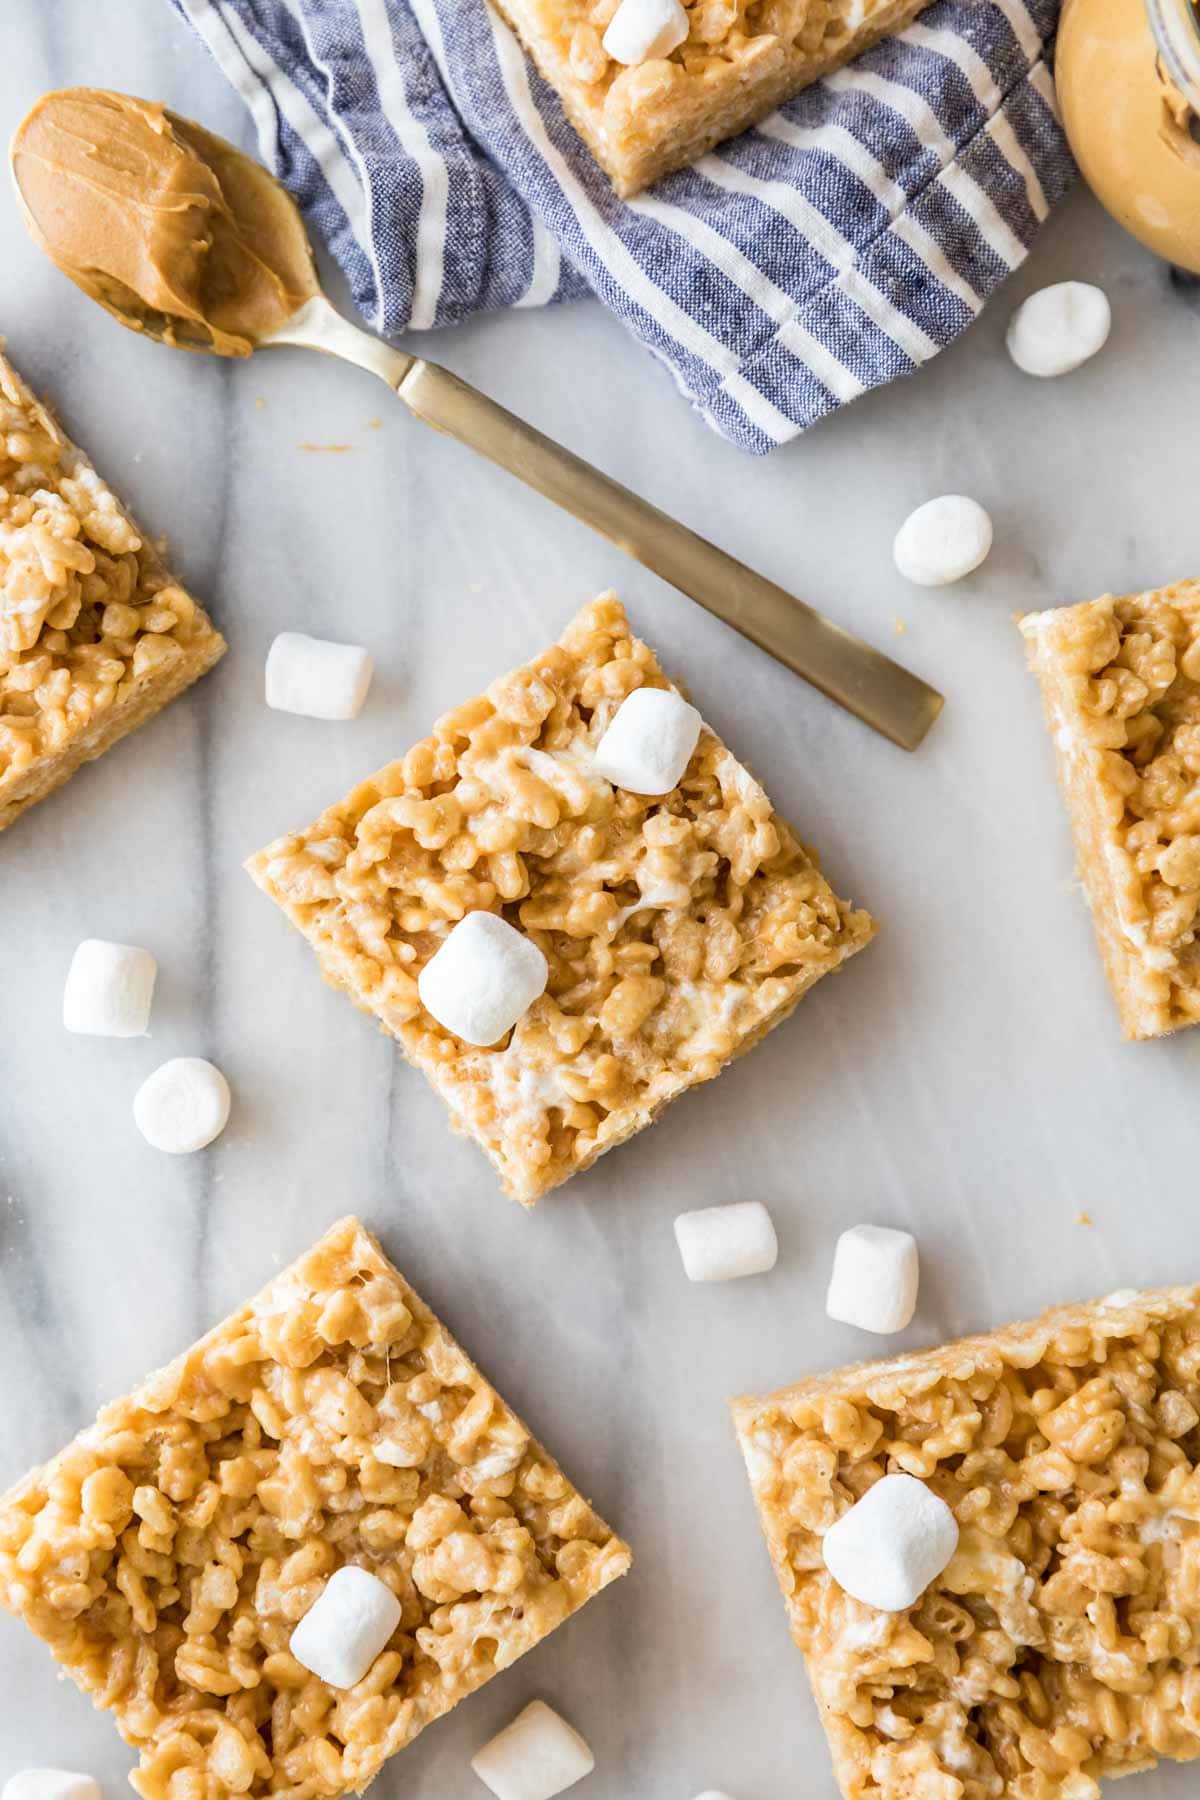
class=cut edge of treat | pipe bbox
[1019,598,1191,1042]
[0,349,227,835]
[730,1282,1200,1433]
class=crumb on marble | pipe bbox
[894,617,906,635]
[300,442,353,453]
[1074,1210,1095,1227]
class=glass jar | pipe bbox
[1057,0,1200,272]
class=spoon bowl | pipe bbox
[11,87,942,749]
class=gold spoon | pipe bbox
[11,87,942,749]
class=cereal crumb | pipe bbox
[1074,1210,1094,1227]
[367,417,382,430]
[894,616,906,635]
[300,443,353,453]
[254,396,266,411]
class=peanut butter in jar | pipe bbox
[1057,0,1200,272]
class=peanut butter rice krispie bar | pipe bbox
[1021,580,1200,1039]
[248,595,875,1204]
[0,1216,630,1800]
[493,0,936,196]
[733,1285,1200,1800]
[0,348,225,832]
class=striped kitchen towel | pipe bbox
[175,0,1073,453]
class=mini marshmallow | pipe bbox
[133,1056,231,1153]
[471,1700,595,1800]
[593,687,702,795]
[62,939,157,1037]
[418,910,548,1046]
[674,1201,778,1283]
[265,631,374,720]
[822,1473,959,1612]
[290,1564,402,1689]
[2,1776,101,1800]
[893,495,993,587]
[1006,281,1111,378]
[826,1224,919,1334]
[603,0,688,64]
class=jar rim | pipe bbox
[1146,0,1200,105]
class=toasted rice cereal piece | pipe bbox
[0,1216,630,1800]
[733,1285,1200,1800]
[1021,580,1200,1039]
[491,0,936,196]
[248,594,875,1204]
[0,348,225,832]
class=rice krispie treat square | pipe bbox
[733,1286,1200,1800]
[492,0,935,197]
[1021,579,1200,1039]
[248,594,875,1204]
[0,1216,631,1800]
[0,348,225,832]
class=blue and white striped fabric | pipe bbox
[174,0,1073,453]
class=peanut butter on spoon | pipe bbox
[11,87,317,353]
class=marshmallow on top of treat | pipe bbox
[2,1776,101,1800]
[63,939,157,1037]
[593,686,702,795]
[893,495,993,587]
[603,0,689,65]
[674,1202,778,1282]
[826,1224,919,1334]
[265,632,374,720]
[133,1056,231,1153]
[471,1699,595,1800]
[1006,282,1111,378]
[289,1564,402,1690]
[418,910,548,1046]
[822,1473,959,1612]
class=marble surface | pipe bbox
[4,4,1200,1796]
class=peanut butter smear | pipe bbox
[11,88,318,355]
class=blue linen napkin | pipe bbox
[175,0,1072,452]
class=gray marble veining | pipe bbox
[3,3,1200,1795]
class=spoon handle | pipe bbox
[396,358,942,751]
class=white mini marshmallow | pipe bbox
[3,1776,101,1800]
[893,495,993,587]
[290,1564,402,1689]
[62,939,157,1037]
[133,1057,231,1153]
[593,687,702,795]
[265,632,374,720]
[826,1224,919,1334]
[418,910,548,1046]
[603,0,688,64]
[822,1474,959,1612]
[1006,281,1111,378]
[674,1201,778,1283]
[471,1700,595,1800]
